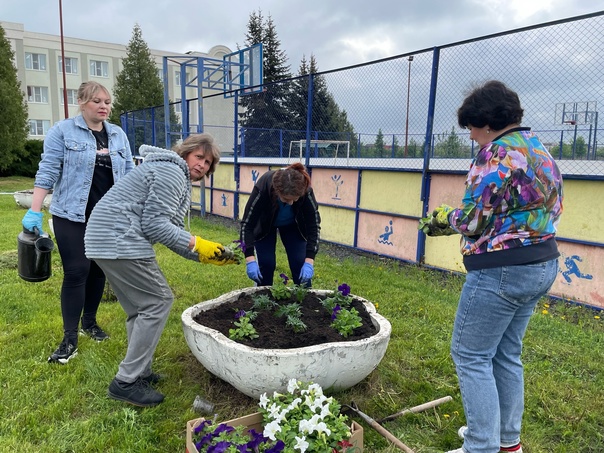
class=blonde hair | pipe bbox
[77,81,111,109]
[174,134,221,176]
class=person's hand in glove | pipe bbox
[193,236,238,265]
[299,262,314,283]
[418,204,456,236]
[246,260,263,284]
[22,209,44,235]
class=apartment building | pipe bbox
[1,20,234,150]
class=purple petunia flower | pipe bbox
[233,239,247,253]
[193,419,212,434]
[338,283,351,296]
[247,429,270,449]
[234,309,246,320]
[331,304,342,321]
[213,424,235,435]
[280,273,289,284]
[266,440,286,452]
[207,441,232,453]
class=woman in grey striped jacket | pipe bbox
[84,134,237,407]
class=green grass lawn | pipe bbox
[0,176,603,452]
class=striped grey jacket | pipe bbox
[84,149,197,261]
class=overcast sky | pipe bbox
[2,1,603,72]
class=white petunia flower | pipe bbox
[315,420,332,436]
[268,402,281,418]
[307,383,323,395]
[287,379,300,393]
[259,392,270,409]
[294,435,309,452]
[263,420,282,441]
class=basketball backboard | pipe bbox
[554,101,598,125]
[223,43,263,98]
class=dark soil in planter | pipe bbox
[193,288,378,349]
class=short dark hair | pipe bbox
[457,80,524,130]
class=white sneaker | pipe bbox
[458,426,468,439]
[500,446,523,453]
[456,426,523,453]
[445,449,465,453]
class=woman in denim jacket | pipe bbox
[22,81,133,364]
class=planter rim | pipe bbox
[181,286,391,356]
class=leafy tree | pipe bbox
[239,10,293,156]
[574,135,587,159]
[405,137,423,158]
[550,135,588,160]
[0,24,29,172]
[110,24,178,149]
[433,127,471,158]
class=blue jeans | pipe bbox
[451,259,558,453]
[254,223,308,286]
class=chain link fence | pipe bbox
[122,12,604,177]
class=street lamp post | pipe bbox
[59,0,69,118]
[404,55,413,157]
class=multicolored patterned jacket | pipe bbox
[449,127,563,271]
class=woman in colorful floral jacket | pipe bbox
[422,80,563,453]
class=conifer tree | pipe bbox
[239,10,292,155]
[288,54,356,156]
[0,24,29,172]
[110,24,178,147]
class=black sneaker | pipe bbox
[108,378,164,407]
[48,339,78,364]
[141,372,163,385]
[80,324,110,341]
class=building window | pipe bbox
[90,60,109,77]
[60,89,78,106]
[157,67,164,81]
[58,57,78,74]
[27,86,49,103]
[175,71,189,86]
[25,52,46,70]
[29,120,51,136]
[174,98,182,114]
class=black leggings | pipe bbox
[53,216,106,340]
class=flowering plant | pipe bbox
[259,379,355,452]
[192,380,356,453]
[228,275,363,340]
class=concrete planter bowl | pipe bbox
[181,286,392,399]
[14,190,52,210]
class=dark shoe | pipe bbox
[108,378,164,407]
[48,338,78,364]
[80,324,109,341]
[141,372,163,385]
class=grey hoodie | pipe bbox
[84,149,197,261]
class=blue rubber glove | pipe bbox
[299,262,314,283]
[22,209,44,235]
[246,261,263,284]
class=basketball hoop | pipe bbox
[563,120,577,126]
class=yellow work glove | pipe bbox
[193,236,239,266]
[433,204,454,226]
[418,204,456,237]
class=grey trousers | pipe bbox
[94,258,173,383]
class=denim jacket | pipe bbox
[34,115,134,223]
